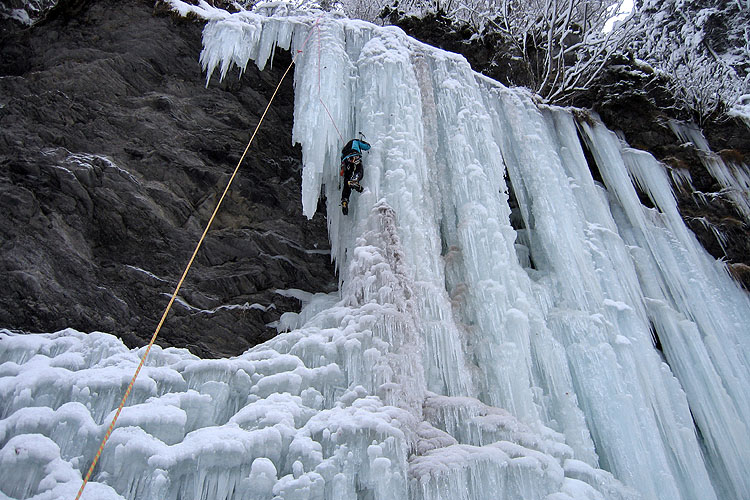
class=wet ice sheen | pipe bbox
[2,2,750,500]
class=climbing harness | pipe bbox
[73,16,323,500]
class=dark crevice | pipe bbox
[506,171,525,230]
[649,320,664,356]
[505,170,536,270]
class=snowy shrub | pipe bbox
[632,0,750,123]
[375,0,638,104]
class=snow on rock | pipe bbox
[0,0,58,26]
[3,3,750,500]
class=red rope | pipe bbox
[320,97,345,143]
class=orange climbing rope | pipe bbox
[73,16,321,500]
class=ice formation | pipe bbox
[667,119,750,226]
[2,2,750,500]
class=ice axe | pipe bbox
[358,131,369,155]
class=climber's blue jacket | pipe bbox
[341,139,371,162]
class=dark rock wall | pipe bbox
[0,0,337,358]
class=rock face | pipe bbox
[0,0,337,358]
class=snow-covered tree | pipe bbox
[632,0,750,123]
[494,0,637,102]
[375,0,638,103]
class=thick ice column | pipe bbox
[403,54,596,464]
[423,55,541,423]
[580,120,750,500]
[480,86,718,500]
[291,18,358,220]
[415,63,593,468]
[544,114,721,500]
[318,27,476,398]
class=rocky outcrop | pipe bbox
[0,0,337,357]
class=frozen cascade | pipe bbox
[578,120,750,500]
[1,2,749,500]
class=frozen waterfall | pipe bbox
[2,2,750,500]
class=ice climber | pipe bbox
[339,137,370,215]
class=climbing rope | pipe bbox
[320,98,345,143]
[73,16,320,500]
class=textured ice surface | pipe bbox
[2,2,750,500]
